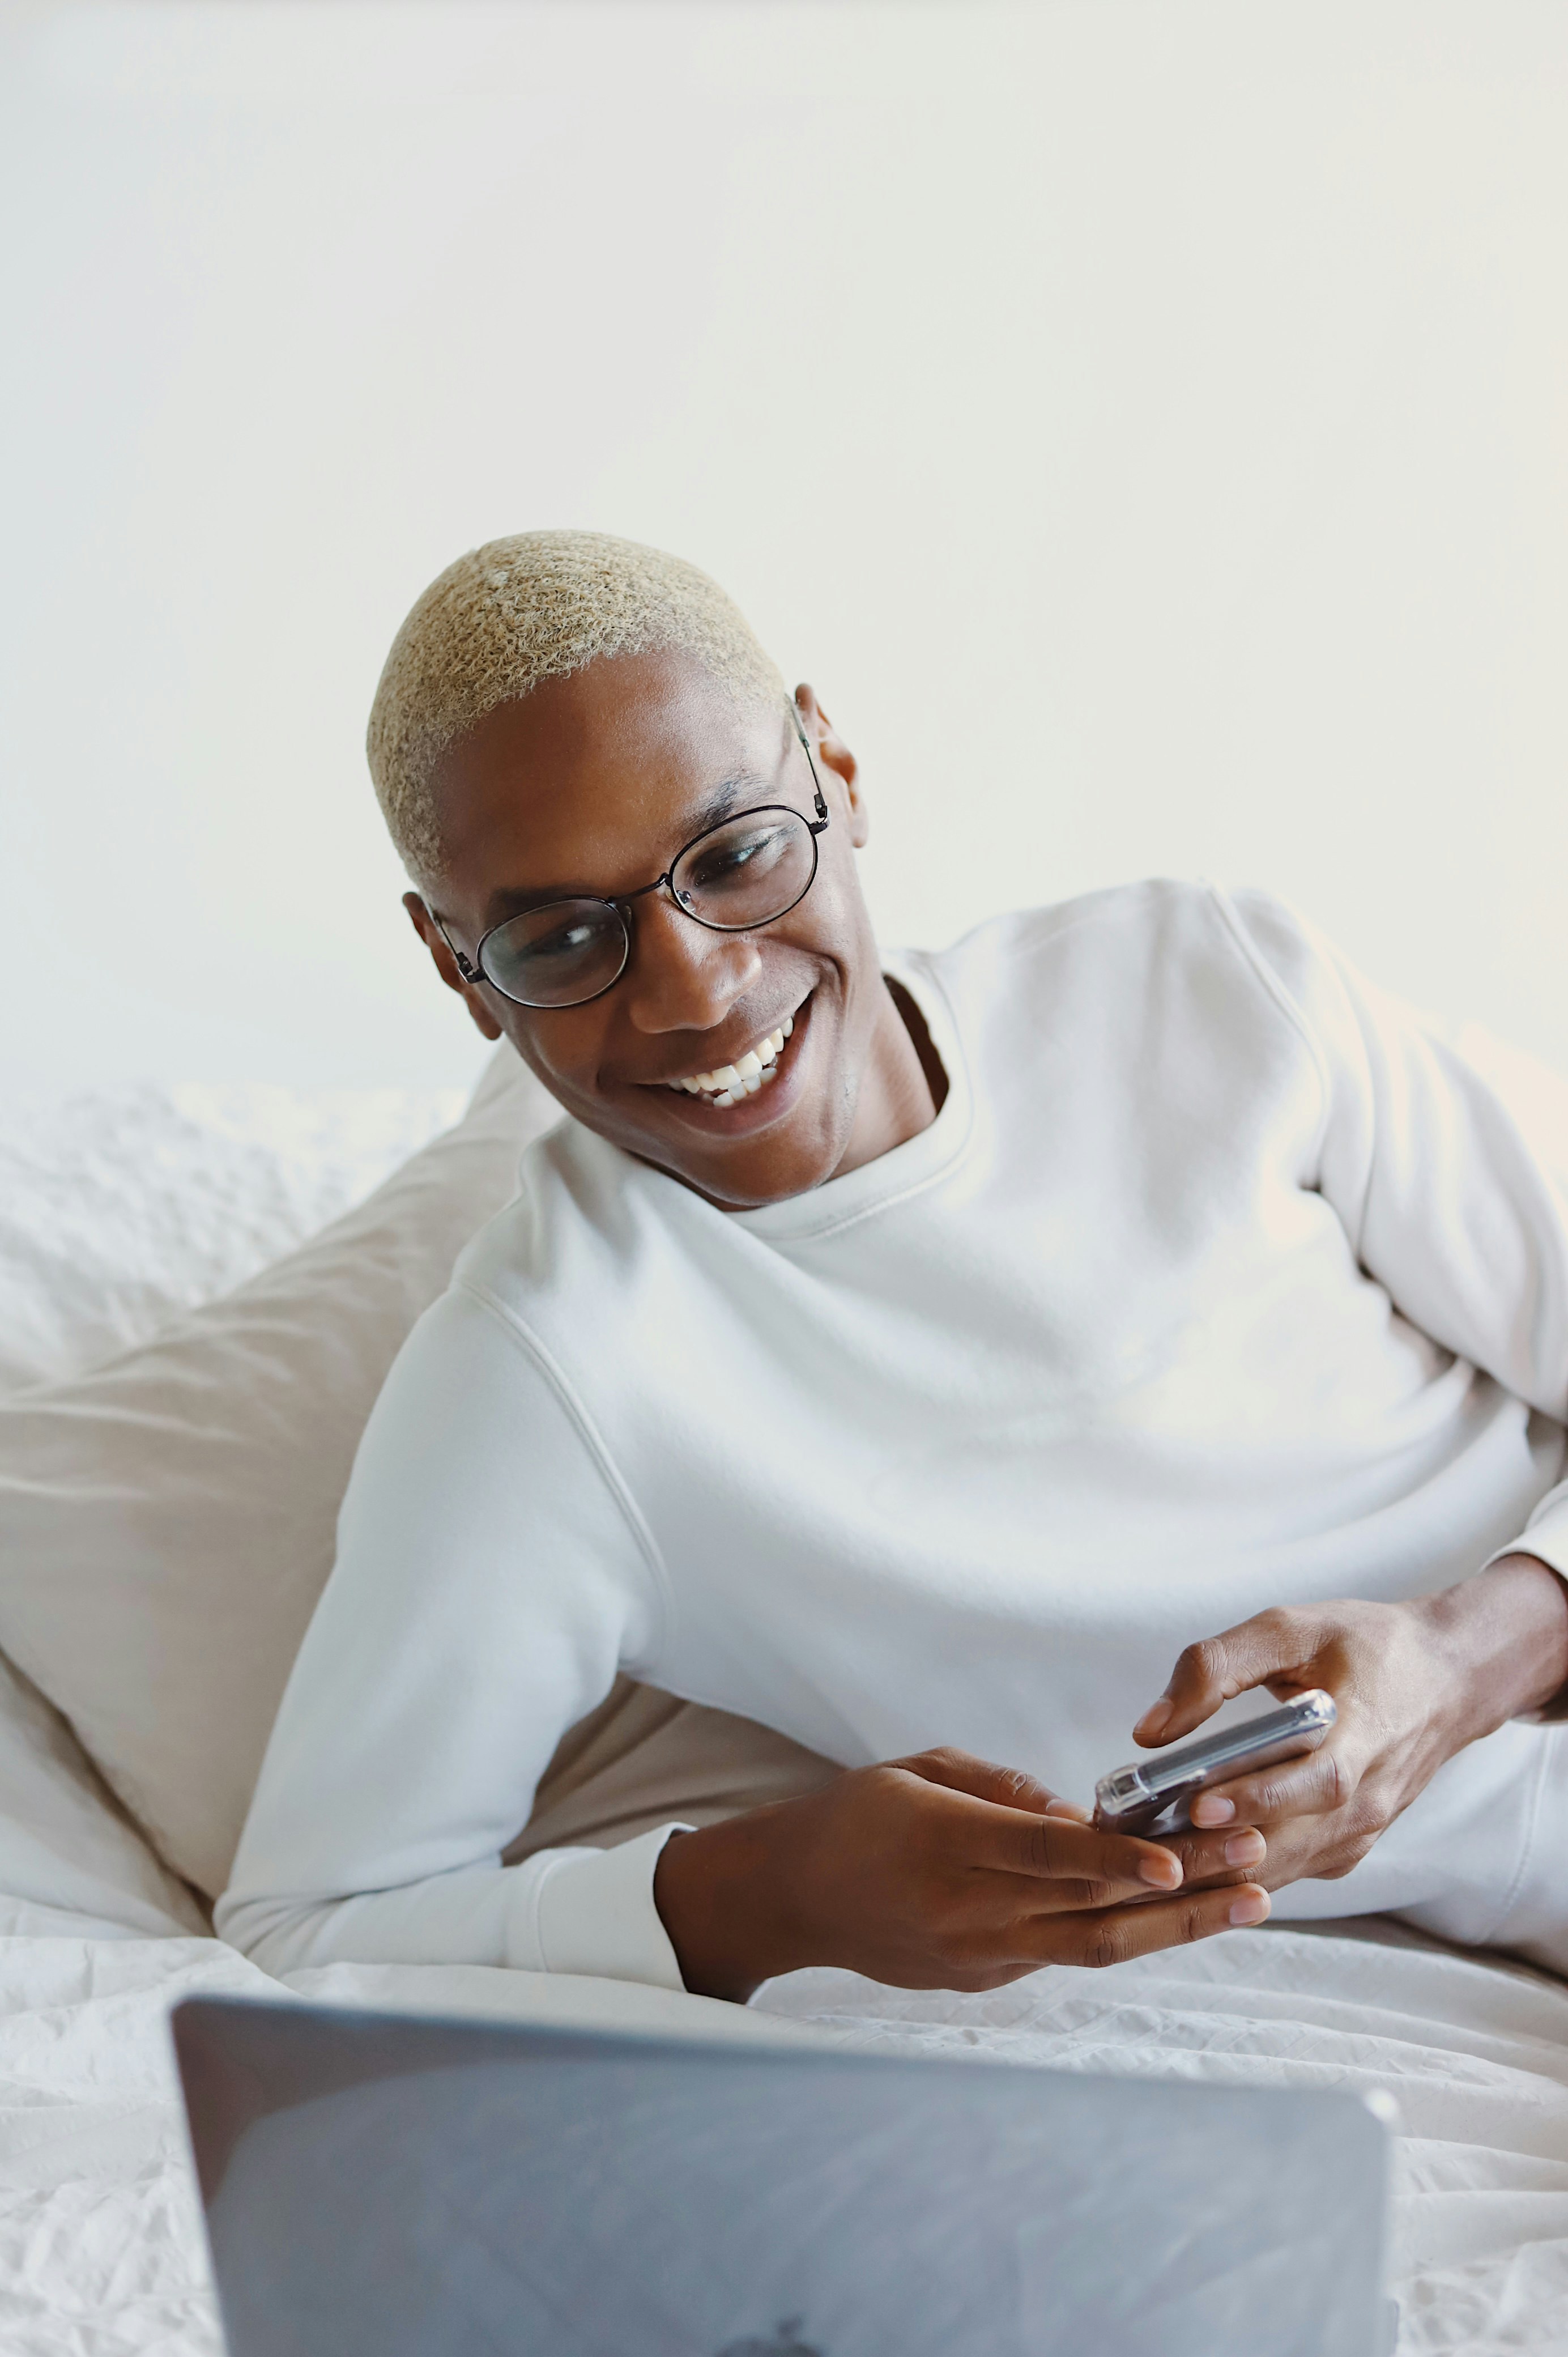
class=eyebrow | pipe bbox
[477,770,769,929]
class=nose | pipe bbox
[622,890,762,1036]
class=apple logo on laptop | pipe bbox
[717,2318,822,2357]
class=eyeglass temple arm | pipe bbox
[430,910,483,985]
[793,708,830,828]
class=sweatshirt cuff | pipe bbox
[1485,1500,1568,1724]
[527,1823,692,1989]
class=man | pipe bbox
[218,531,1568,1999]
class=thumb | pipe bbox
[901,1747,1090,1821]
[1135,1612,1307,1747]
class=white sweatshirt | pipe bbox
[218,883,1568,1985]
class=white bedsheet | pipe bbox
[2,1917,1563,2356]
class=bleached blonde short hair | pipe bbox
[366,529,787,880]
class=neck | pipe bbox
[830,975,947,1183]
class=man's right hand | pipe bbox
[651,1746,1269,2002]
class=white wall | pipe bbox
[4,0,1567,1094]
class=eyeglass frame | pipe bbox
[429,707,832,1012]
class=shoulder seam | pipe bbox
[1203,882,1335,1189]
[451,1277,675,1668]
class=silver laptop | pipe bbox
[172,1996,1394,2357]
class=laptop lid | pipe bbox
[173,1995,1391,2357]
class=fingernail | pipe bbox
[1138,1853,1182,1888]
[1224,1831,1266,1868]
[1229,1890,1270,1927]
[1045,1798,1092,1822]
[1137,1700,1173,1742]
[1191,1794,1235,1827]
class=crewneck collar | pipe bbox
[732,950,974,1245]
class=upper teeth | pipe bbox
[668,1015,794,1107]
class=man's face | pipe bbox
[407,649,891,1210]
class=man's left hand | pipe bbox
[1131,1554,1568,1889]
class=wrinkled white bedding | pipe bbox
[2,1914,1565,2357]
[0,1080,465,1395]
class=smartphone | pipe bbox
[1093,1689,1337,1835]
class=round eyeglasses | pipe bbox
[432,718,831,1012]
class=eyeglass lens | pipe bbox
[479,806,820,1009]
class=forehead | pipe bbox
[428,649,789,909]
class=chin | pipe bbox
[649,1104,849,1210]
[682,1141,843,1212]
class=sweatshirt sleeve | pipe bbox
[1221,887,1568,1592]
[215,1279,688,1986]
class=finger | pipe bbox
[1134,1610,1318,1746]
[901,1748,1089,1822]
[966,1802,1187,1897]
[974,1869,1174,1917]
[1154,1822,1268,1886]
[897,1756,1186,1896]
[1114,1826,1268,1908]
[1029,1882,1272,1969]
[1187,1742,1350,1829]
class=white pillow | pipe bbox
[0,1076,462,1932]
[0,1048,561,1895]
[0,1047,837,1901]
[0,1652,206,1938]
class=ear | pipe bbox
[402,893,504,1042]
[794,683,868,850]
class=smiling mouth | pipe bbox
[664,1012,796,1108]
